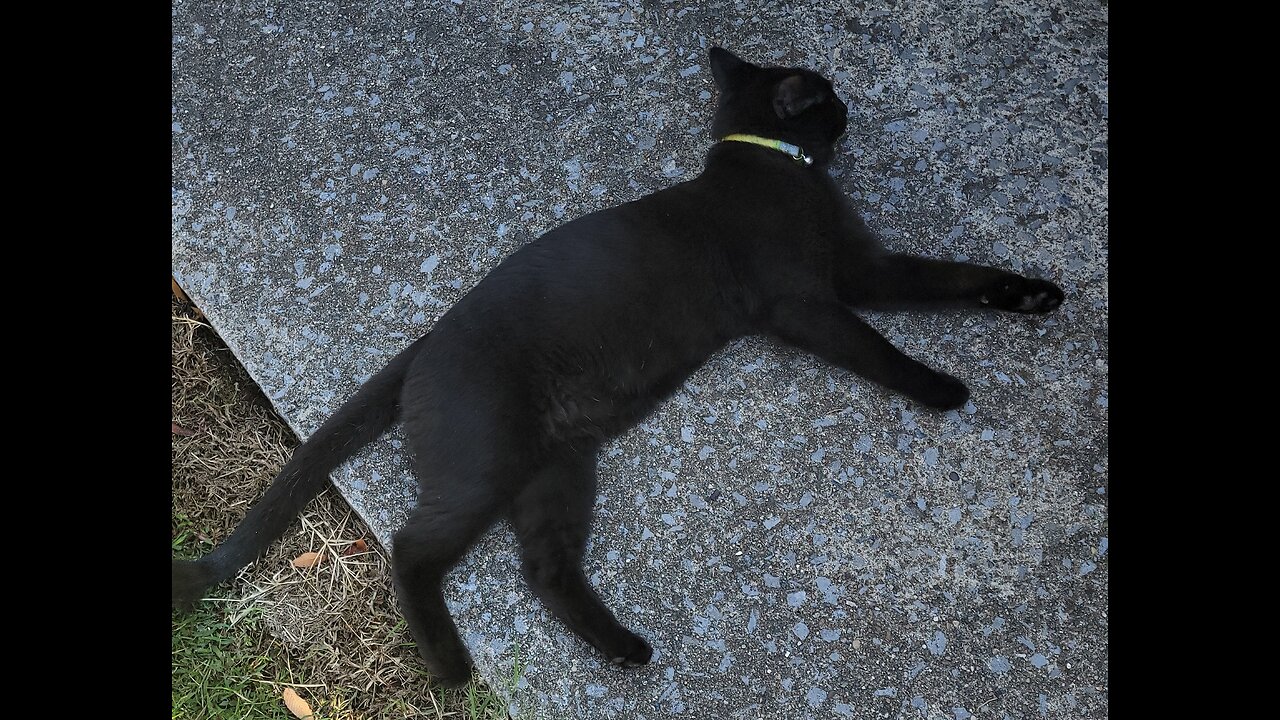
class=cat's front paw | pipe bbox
[981,276,1064,314]
[608,631,654,668]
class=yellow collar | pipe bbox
[720,133,813,166]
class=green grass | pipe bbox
[171,512,202,556]
[172,521,291,720]
[171,606,292,720]
[172,601,517,720]
[171,527,513,720]
[450,642,524,719]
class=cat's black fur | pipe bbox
[172,47,1064,687]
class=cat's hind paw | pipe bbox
[916,373,970,411]
[426,665,475,690]
[421,646,477,689]
[609,632,654,667]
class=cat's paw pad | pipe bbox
[919,373,970,411]
[609,633,653,667]
[983,277,1064,314]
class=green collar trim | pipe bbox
[720,133,813,166]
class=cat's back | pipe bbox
[458,178,736,318]
[409,179,750,437]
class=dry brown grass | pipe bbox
[171,293,507,719]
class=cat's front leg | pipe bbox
[764,297,970,410]
[977,273,1065,314]
[839,253,1064,314]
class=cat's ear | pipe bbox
[773,75,824,119]
[709,47,752,91]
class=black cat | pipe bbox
[173,46,1064,687]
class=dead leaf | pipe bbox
[172,422,195,436]
[282,687,313,719]
[342,538,368,556]
[291,551,324,568]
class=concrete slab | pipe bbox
[172,1,1108,717]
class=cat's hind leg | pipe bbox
[510,451,653,667]
[840,253,1064,313]
[392,358,534,687]
[392,489,504,688]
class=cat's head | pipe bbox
[707,47,848,167]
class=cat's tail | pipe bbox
[172,333,429,609]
